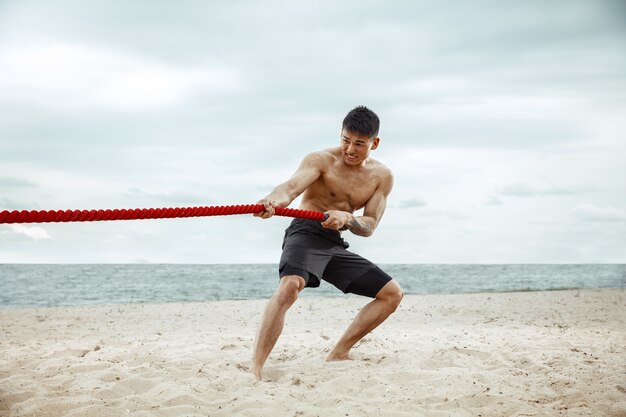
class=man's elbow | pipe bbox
[363,219,379,237]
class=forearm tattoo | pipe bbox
[347,218,374,236]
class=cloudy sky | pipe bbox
[1,1,625,264]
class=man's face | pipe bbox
[340,128,379,166]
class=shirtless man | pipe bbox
[251,106,403,381]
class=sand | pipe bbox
[0,289,625,417]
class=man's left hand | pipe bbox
[321,210,351,231]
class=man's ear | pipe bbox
[370,137,380,150]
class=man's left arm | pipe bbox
[322,171,394,237]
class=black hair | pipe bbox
[342,106,380,139]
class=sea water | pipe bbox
[0,264,624,309]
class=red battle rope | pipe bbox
[0,204,325,224]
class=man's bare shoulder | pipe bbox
[367,158,394,195]
[301,148,340,167]
[368,157,393,178]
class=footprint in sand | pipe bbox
[97,376,159,400]
[235,363,249,372]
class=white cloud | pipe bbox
[496,182,595,197]
[6,224,52,241]
[0,177,38,187]
[573,204,626,222]
[0,42,242,110]
[122,187,208,206]
[398,197,427,209]
[486,196,503,206]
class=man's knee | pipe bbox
[376,280,403,312]
[275,275,305,307]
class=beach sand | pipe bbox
[1,289,624,417]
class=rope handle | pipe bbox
[0,204,326,224]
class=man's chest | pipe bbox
[321,169,379,209]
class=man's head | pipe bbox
[340,106,380,166]
[342,106,380,139]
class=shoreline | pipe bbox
[3,263,624,309]
[2,285,625,311]
[1,289,625,416]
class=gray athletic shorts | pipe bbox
[279,218,392,298]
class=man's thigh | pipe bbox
[345,267,394,298]
[322,250,391,297]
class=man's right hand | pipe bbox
[254,199,277,219]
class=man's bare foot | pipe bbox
[326,350,351,362]
[250,366,262,381]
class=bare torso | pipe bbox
[299,147,390,214]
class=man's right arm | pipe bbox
[255,152,324,218]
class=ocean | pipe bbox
[1,264,624,309]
